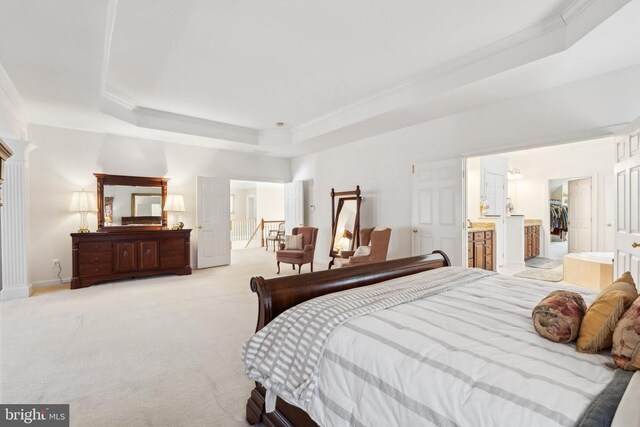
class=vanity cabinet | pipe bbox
[468,230,494,271]
[71,229,191,289]
[524,225,540,260]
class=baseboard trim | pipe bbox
[31,278,71,288]
[1,285,33,300]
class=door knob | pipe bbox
[412,229,418,233]
[633,242,640,248]
[197,225,203,229]
[146,249,151,255]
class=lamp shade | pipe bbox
[69,190,97,212]
[164,194,185,212]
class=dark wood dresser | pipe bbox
[468,230,494,271]
[71,229,192,289]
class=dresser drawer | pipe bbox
[473,232,485,241]
[80,251,112,265]
[139,241,159,271]
[161,237,184,249]
[80,262,113,277]
[485,231,493,240]
[161,243,185,258]
[79,241,111,253]
[161,255,186,269]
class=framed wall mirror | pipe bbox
[329,186,362,268]
[95,173,168,230]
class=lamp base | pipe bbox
[77,228,91,233]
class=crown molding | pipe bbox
[562,0,599,24]
[292,0,631,146]
[100,0,119,93]
[96,0,630,152]
[0,63,27,139]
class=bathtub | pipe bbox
[563,252,614,291]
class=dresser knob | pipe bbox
[146,249,151,255]
[123,250,129,257]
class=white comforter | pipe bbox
[300,272,614,427]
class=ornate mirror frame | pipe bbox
[329,186,362,268]
[95,173,169,231]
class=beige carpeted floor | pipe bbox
[1,248,320,426]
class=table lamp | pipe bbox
[164,194,185,229]
[70,190,98,233]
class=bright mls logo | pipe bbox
[1,405,68,426]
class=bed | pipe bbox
[243,251,637,427]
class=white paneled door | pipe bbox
[196,176,231,268]
[284,181,304,234]
[614,130,640,281]
[568,177,592,253]
[412,159,464,266]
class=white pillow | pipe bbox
[284,234,303,250]
[353,245,372,257]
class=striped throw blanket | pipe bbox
[241,266,495,410]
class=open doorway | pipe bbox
[548,177,593,260]
[465,137,615,285]
[549,178,569,259]
[230,180,285,250]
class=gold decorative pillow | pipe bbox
[612,296,640,370]
[577,272,638,353]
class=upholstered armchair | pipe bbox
[334,227,391,268]
[276,226,318,274]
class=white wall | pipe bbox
[28,124,291,286]
[256,183,284,221]
[504,138,615,256]
[230,186,255,220]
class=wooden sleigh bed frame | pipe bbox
[245,250,451,427]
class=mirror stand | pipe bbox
[328,185,362,269]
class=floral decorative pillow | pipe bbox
[532,290,587,343]
[612,296,640,370]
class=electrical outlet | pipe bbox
[52,259,60,267]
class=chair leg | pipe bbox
[298,264,302,274]
[277,261,280,274]
[310,262,314,272]
[292,264,295,270]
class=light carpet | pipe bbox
[0,249,319,426]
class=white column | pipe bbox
[1,139,35,300]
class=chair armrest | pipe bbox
[303,244,315,253]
